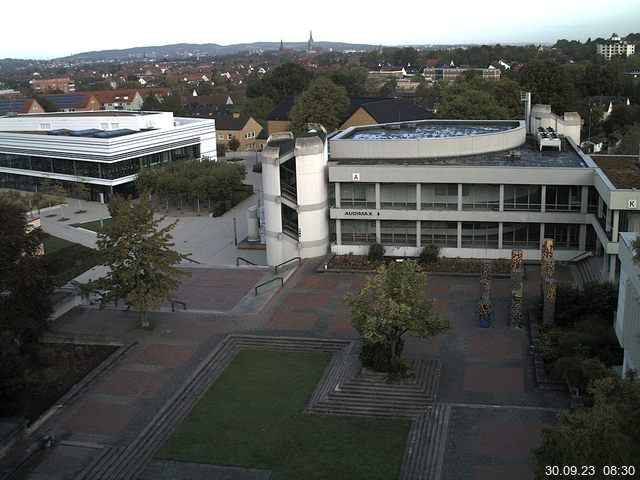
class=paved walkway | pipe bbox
[0,258,572,480]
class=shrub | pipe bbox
[368,242,385,261]
[419,244,440,264]
[228,138,240,151]
[252,162,263,173]
[216,142,227,157]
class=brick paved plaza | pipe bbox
[1,259,571,479]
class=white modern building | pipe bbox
[596,33,636,61]
[0,111,216,201]
[261,106,640,280]
[614,232,640,376]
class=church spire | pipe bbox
[307,30,315,54]
[279,38,284,52]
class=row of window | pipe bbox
[0,145,199,180]
[337,183,597,213]
[339,220,583,249]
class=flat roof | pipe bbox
[591,155,640,189]
[346,122,518,140]
[16,111,157,117]
[331,136,587,168]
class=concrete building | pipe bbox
[92,90,145,111]
[614,232,640,376]
[0,111,216,202]
[29,77,75,93]
[596,34,636,61]
[260,106,640,279]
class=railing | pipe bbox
[280,183,297,202]
[184,256,202,264]
[236,257,257,266]
[254,277,283,296]
[569,251,593,263]
[274,256,301,274]
[171,301,187,312]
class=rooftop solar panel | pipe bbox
[70,129,101,136]
[93,128,136,138]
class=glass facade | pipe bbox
[380,184,416,209]
[503,185,542,211]
[462,184,500,210]
[341,220,376,245]
[461,222,499,247]
[380,220,416,245]
[544,223,580,249]
[421,221,458,247]
[0,144,200,181]
[502,223,540,248]
[545,185,581,212]
[340,183,376,208]
[421,184,457,209]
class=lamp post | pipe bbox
[233,216,238,246]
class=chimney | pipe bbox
[232,112,240,118]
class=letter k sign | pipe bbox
[629,199,637,209]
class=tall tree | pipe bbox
[344,260,451,372]
[330,65,370,97]
[518,60,578,113]
[288,77,349,134]
[87,195,189,327]
[0,201,52,344]
[246,62,315,103]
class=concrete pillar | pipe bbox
[416,220,421,248]
[458,184,463,211]
[336,219,342,245]
[376,220,381,243]
[335,183,341,208]
[606,207,612,233]
[539,223,545,249]
[598,196,603,218]
[540,185,546,213]
[579,224,587,250]
[375,183,381,210]
[457,221,462,249]
[609,254,617,281]
[498,222,504,250]
[580,185,589,214]
[499,184,504,212]
[416,184,421,211]
[612,210,620,241]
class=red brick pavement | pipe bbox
[63,401,141,435]
[281,292,332,308]
[264,311,321,331]
[327,314,357,333]
[478,419,546,456]
[463,366,525,394]
[95,369,170,398]
[295,275,341,290]
[424,280,453,296]
[403,338,441,356]
[134,344,197,368]
[475,465,534,480]
[467,336,522,359]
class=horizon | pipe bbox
[3,0,639,60]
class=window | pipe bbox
[421,183,457,209]
[502,223,539,248]
[461,222,499,247]
[380,220,416,246]
[503,185,541,211]
[227,134,233,140]
[544,224,579,249]
[545,186,581,212]
[340,183,375,208]
[380,184,416,209]
[461,184,499,210]
[218,134,223,140]
[341,220,376,244]
[421,221,457,246]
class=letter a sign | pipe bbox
[352,172,360,181]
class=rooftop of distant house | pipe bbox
[591,155,640,189]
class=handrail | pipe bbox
[255,277,283,296]
[171,300,187,312]
[274,256,301,274]
[236,256,257,266]
[184,256,202,264]
[569,251,593,263]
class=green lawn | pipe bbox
[156,350,411,480]
[71,217,113,232]
[43,234,100,286]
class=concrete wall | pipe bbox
[529,105,581,144]
[330,121,526,159]
[615,232,640,375]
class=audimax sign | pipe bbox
[344,211,380,216]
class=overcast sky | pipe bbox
[4,0,640,59]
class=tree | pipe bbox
[240,96,275,125]
[0,201,53,344]
[288,77,349,134]
[534,374,640,479]
[330,65,370,97]
[381,78,397,98]
[344,260,451,374]
[87,195,189,327]
[618,123,640,154]
[518,60,578,113]
[246,62,315,103]
[228,137,240,151]
[142,92,162,111]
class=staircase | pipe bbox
[308,359,442,418]
[576,256,603,284]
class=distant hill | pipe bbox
[60,41,379,60]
